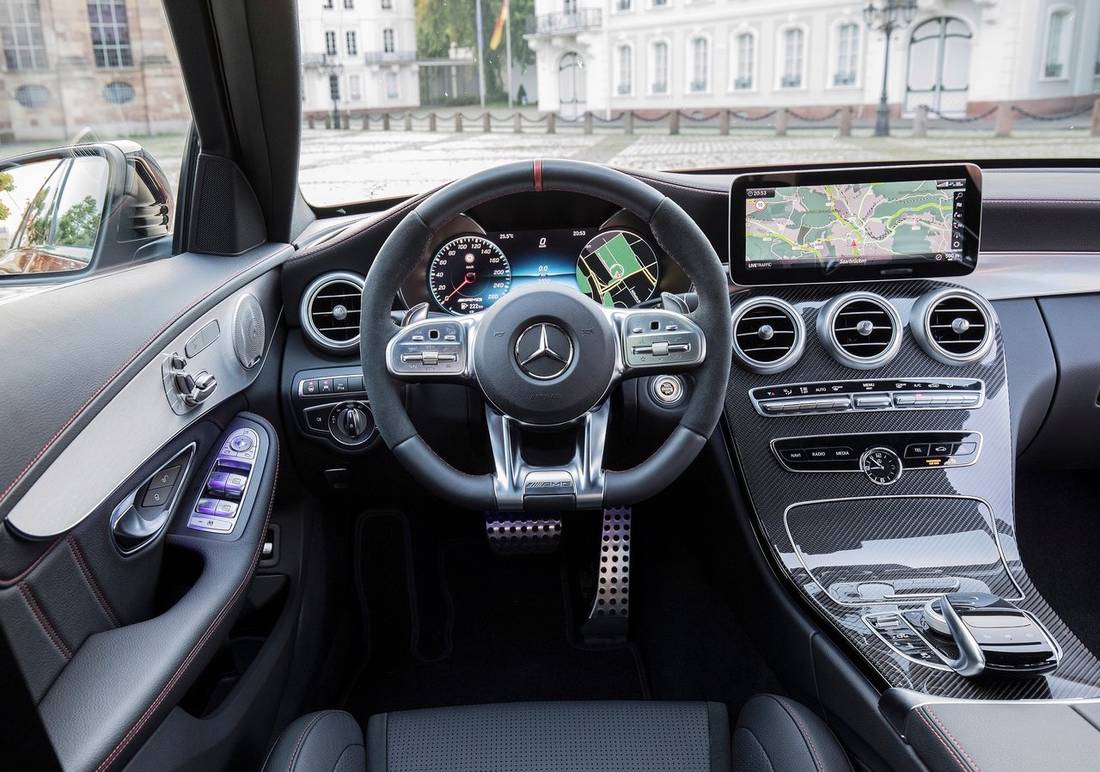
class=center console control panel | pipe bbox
[291,367,378,450]
[772,431,981,479]
[750,378,984,417]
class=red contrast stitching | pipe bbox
[0,251,281,508]
[0,535,63,587]
[286,712,330,772]
[913,708,973,772]
[768,695,825,771]
[68,536,120,628]
[925,707,981,771]
[93,448,279,772]
[19,582,72,660]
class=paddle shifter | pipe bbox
[919,592,1060,678]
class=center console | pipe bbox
[722,164,1100,711]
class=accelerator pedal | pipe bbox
[582,507,631,644]
[485,514,562,555]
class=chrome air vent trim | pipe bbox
[816,291,902,370]
[911,288,996,365]
[301,271,365,354]
[731,296,805,374]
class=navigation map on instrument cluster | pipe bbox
[745,179,963,266]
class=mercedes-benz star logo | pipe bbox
[515,323,574,380]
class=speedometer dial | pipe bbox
[576,230,659,308]
[429,236,512,314]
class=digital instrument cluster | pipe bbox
[426,227,661,315]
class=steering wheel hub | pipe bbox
[473,284,618,427]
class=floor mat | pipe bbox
[344,512,647,721]
[1017,468,1100,658]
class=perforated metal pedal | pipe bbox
[485,514,562,554]
[583,507,631,643]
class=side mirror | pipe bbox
[0,141,174,280]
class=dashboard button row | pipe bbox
[301,374,365,397]
[751,378,984,417]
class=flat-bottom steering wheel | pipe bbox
[361,160,732,511]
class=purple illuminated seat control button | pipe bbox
[196,498,220,515]
[224,474,247,498]
[207,472,228,494]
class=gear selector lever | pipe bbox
[921,592,1060,678]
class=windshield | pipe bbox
[295,0,1100,205]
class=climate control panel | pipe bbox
[750,377,984,417]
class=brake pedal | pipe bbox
[485,514,562,555]
[582,507,631,644]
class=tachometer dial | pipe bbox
[576,230,660,308]
[429,236,512,314]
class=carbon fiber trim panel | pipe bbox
[723,280,1100,700]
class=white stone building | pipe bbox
[527,0,1100,117]
[298,0,420,117]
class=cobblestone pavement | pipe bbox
[298,127,1100,204]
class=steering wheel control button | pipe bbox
[515,323,574,380]
[620,310,705,370]
[650,375,685,406]
[387,320,467,377]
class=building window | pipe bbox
[14,83,49,107]
[385,71,398,98]
[1,0,47,70]
[103,80,135,103]
[328,73,340,101]
[383,27,395,53]
[88,0,132,68]
[780,26,805,88]
[651,40,668,94]
[344,0,354,7]
[732,31,754,90]
[652,0,667,6]
[346,30,357,56]
[349,74,361,100]
[616,0,631,11]
[563,0,577,15]
[1043,7,1073,79]
[616,44,632,94]
[381,0,392,7]
[689,36,708,93]
[833,22,859,86]
[322,0,333,8]
[325,30,337,56]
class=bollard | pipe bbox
[307,114,315,130]
[669,111,679,135]
[324,113,332,129]
[428,113,437,132]
[719,110,730,135]
[515,113,522,133]
[363,113,370,131]
[382,113,391,131]
[775,108,788,137]
[455,113,463,133]
[483,113,491,132]
[994,102,1013,137]
[912,105,928,138]
[1092,98,1100,137]
[404,111,413,131]
[547,112,556,134]
[344,111,351,129]
[583,112,593,134]
[624,110,634,135]
[838,106,853,137]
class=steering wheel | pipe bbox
[361,160,732,511]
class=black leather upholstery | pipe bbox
[366,701,730,772]
[263,710,365,772]
[733,694,853,772]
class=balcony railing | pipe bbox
[526,9,602,36]
[302,52,339,68]
[365,50,417,64]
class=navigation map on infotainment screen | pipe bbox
[744,178,965,269]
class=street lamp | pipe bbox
[320,56,345,129]
[863,0,917,137]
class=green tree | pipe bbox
[0,171,12,222]
[55,195,101,247]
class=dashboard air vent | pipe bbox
[300,272,365,354]
[817,292,902,370]
[731,297,805,374]
[912,288,995,365]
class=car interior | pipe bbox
[4,2,1100,771]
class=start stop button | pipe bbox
[650,375,685,406]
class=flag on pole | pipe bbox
[489,0,509,50]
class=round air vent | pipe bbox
[731,296,806,374]
[300,272,365,354]
[911,288,995,365]
[817,291,902,370]
[232,293,266,369]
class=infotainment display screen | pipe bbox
[729,163,981,285]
